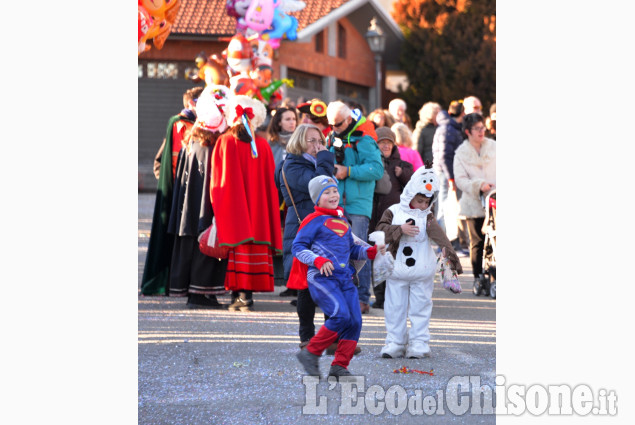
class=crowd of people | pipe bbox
[140,88,496,377]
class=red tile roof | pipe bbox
[293,0,350,31]
[171,0,350,36]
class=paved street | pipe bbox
[138,192,496,424]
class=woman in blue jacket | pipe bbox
[275,124,336,345]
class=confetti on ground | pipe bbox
[232,360,251,368]
[393,366,434,376]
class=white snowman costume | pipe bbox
[380,166,440,359]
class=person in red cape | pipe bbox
[210,95,283,312]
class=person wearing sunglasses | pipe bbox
[324,101,384,314]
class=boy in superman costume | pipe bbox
[293,176,386,378]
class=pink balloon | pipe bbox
[242,0,275,33]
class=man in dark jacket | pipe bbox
[432,101,466,251]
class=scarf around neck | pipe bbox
[334,119,357,139]
[314,205,344,217]
[278,130,293,146]
[302,152,317,166]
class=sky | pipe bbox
[377,0,396,14]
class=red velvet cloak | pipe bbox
[210,132,283,252]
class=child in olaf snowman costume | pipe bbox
[375,163,463,358]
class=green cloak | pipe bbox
[140,114,194,295]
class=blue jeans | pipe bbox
[349,214,371,305]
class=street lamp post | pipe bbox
[365,17,386,111]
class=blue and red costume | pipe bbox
[290,206,377,369]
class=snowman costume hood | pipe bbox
[398,165,440,215]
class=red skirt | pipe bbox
[224,244,275,292]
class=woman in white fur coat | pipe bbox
[453,113,496,284]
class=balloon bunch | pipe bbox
[178,1,306,105]
[226,0,306,50]
[138,0,181,55]
[223,0,306,108]
[184,32,293,107]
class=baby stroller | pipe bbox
[473,190,496,298]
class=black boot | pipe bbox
[372,281,385,309]
[186,294,225,309]
[279,288,297,297]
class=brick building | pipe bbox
[138,0,404,189]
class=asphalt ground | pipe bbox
[138,192,496,424]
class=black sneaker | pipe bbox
[290,299,297,306]
[227,297,254,312]
[279,288,297,297]
[186,294,225,309]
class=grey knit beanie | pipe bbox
[308,175,338,205]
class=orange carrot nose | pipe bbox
[426,183,432,191]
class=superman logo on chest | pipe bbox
[323,218,350,237]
